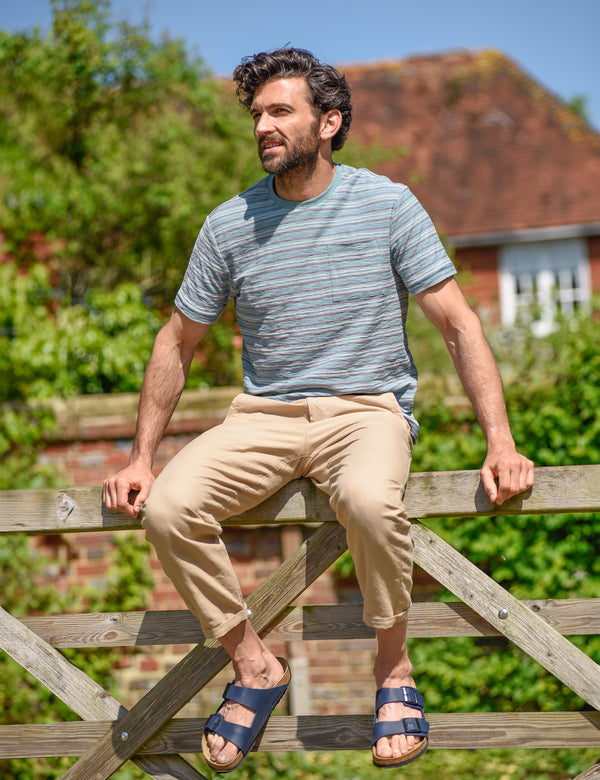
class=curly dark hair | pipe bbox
[232,47,352,152]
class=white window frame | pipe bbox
[498,238,591,336]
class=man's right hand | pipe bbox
[102,463,155,517]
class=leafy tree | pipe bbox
[0,260,158,777]
[0,0,262,305]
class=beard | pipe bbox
[258,122,321,176]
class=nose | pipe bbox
[254,112,276,137]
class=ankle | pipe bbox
[233,650,281,688]
[374,659,413,689]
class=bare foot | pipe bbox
[205,655,285,766]
[374,677,424,761]
[373,622,425,762]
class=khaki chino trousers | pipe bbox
[143,392,414,639]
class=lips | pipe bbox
[260,137,284,154]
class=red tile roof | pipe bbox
[341,50,600,241]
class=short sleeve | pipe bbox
[390,189,456,294]
[175,217,231,324]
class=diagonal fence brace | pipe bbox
[411,520,600,710]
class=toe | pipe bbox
[391,733,407,758]
[376,736,392,758]
[213,739,237,765]
[392,735,401,757]
[208,733,223,760]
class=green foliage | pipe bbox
[410,302,600,717]
[0,403,58,489]
[0,0,253,414]
[0,530,153,779]
[1,261,155,487]
[0,0,262,305]
[0,263,161,400]
[199,747,599,780]
[0,259,242,486]
[567,93,590,122]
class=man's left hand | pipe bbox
[481,443,535,505]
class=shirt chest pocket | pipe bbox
[327,240,392,303]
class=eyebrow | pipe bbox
[250,101,295,115]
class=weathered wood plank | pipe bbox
[0,487,139,533]
[267,598,600,641]
[411,521,600,710]
[47,386,238,442]
[0,606,207,780]
[1,465,599,534]
[60,522,348,780]
[2,712,600,758]
[18,598,600,649]
[575,763,600,780]
[0,605,122,722]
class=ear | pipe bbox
[319,109,342,143]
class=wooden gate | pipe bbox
[1,464,600,779]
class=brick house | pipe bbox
[344,49,600,332]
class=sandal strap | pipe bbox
[203,664,290,756]
[204,711,250,752]
[222,680,289,712]
[372,716,430,746]
[375,686,424,715]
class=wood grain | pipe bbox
[574,763,600,779]
[1,464,599,534]
[2,712,600,758]
[18,597,600,648]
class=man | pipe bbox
[103,47,534,772]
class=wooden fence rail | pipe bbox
[1,464,600,779]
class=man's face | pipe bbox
[250,77,322,176]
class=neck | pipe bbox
[274,156,336,202]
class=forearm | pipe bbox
[129,346,189,467]
[444,313,513,448]
[415,278,533,503]
[129,314,204,468]
[102,309,209,515]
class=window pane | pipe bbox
[498,238,590,331]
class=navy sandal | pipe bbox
[372,686,430,768]
[201,657,290,773]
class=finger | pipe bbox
[523,459,535,490]
[480,466,498,503]
[102,478,117,509]
[498,460,534,504]
[114,478,139,514]
[498,465,522,504]
[132,484,151,515]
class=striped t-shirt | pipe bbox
[176,164,455,439]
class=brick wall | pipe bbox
[589,236,600,291]
[455,245,500,324]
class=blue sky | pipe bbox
[2,0,599,130]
